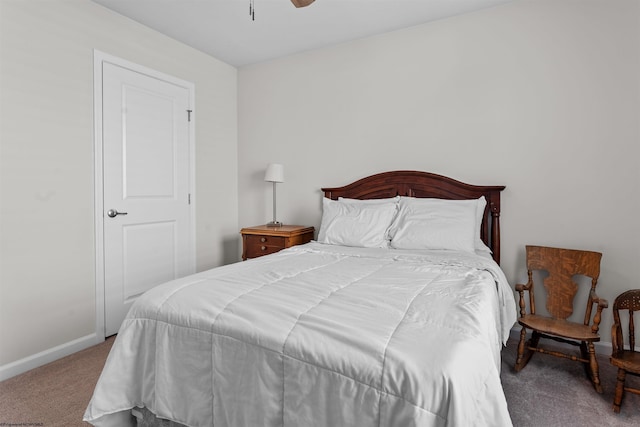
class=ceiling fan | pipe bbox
[291,0,316,7]
[250,0,315,20]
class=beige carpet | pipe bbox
[0,336,115,427]
[1,336,639,426]
[501,338,640,427]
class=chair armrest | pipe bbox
[515,281,533,318]
[611,324,622,355]
[589,290,608,334]
[591,293,609,309]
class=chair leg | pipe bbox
[580,342,591,380]
[586,342,603,393]
[613,368,626,413]
[515,327,536,372]
[530,331,540,350]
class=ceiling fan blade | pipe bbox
[291,0,315,8]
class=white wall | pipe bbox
[0,0,238,373]
[238,0,640,344]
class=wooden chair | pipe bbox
[514,245,608,393]
[611,289,640,412]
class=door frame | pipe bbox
[93,50,196,340]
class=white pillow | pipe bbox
[389,197,478,253]
[390,196,491,253]
[318,198,397,248]
[474,197,493,254]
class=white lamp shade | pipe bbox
[264,163,284,183]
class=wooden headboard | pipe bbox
[321,170,506,264]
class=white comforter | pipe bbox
[84,243,517,427]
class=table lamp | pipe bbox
[264,163,284,227]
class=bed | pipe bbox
[84,170,517,427]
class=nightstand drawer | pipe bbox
[245,242,284,259]
[244,234,285,248]
[244,234,286,258]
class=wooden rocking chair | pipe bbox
[611,289,640,412]
[514,245,608,393]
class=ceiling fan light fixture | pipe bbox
[250,0,315,21]
[291,0,316,8]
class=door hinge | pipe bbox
[188,193,191,205]
[187,109,193,122]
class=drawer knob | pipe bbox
[260,237,267,243]
[261,246,266,251]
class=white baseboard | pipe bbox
[508,326,612,355]
[0,333,103,382]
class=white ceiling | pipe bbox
[92,0,514,67]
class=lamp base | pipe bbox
[266,221,283,227]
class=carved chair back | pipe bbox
[525,245,602,323]
[611,289,640,412]
[612,289,640,355]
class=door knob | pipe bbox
[107,209,128,218]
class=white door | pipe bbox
[102,61,194,336]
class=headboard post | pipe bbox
[491,203,501,265]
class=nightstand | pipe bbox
[240,225,315,260]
